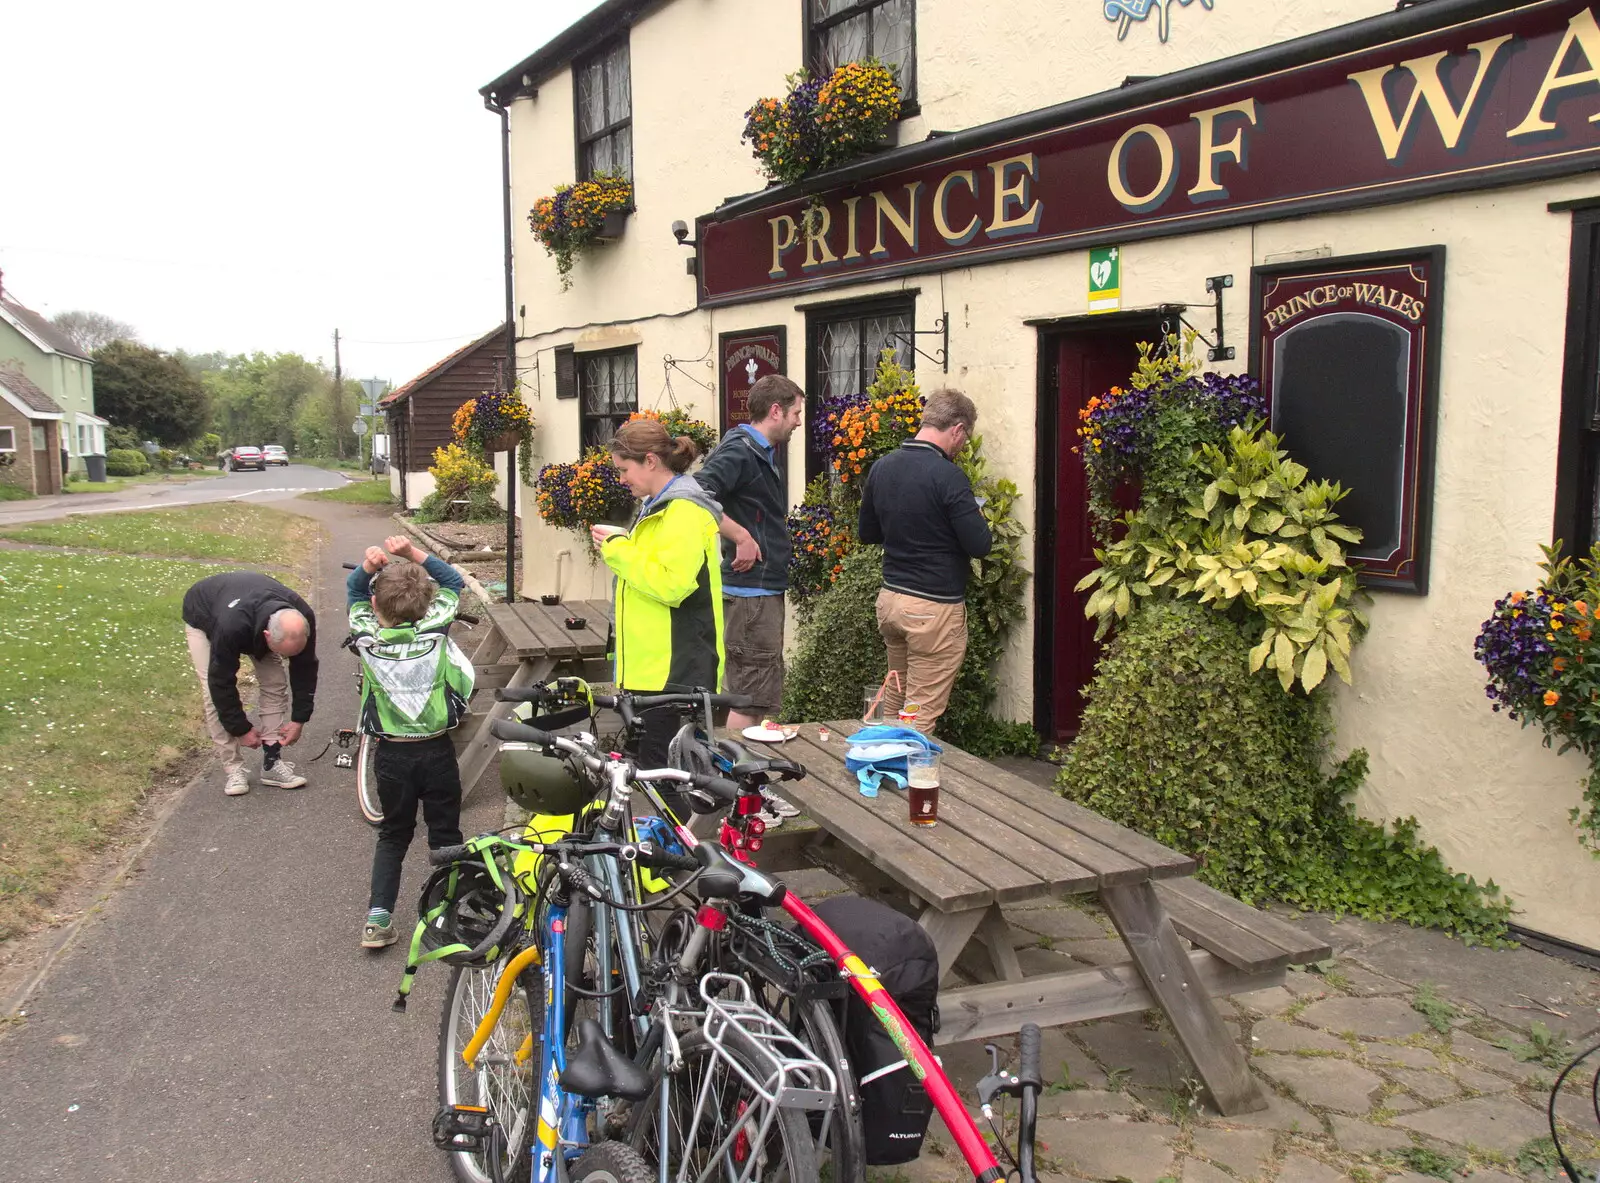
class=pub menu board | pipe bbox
[718,327,787,433]
[1249,248,1443,593]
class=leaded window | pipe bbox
[575,40,633,182]
[804,297,914,479]
[808,0,916,106]
[579,348,638,451]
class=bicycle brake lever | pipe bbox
[974,1042,1018,1113]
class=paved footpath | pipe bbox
[0,497,487,1182]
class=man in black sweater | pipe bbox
[858,388,991,734]
[181,571,319,797]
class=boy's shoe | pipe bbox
[755,802,787,830]
[261,759,308,790]
[361,918,399,949]
[224,768,251,797]
[760,788,800,818]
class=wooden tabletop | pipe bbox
[764,721,1196,915]
[484,598,613,660]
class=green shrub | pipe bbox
[105,448,148,477]
[1056,599,1512,943]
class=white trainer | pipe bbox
[260,759,308,790]
[224,768,251,796]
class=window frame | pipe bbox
[577,346,640,453]
[0,426,14,453]
[1554,207,1600,556]
[804,0,919,114]
[802,291,917,481]
[572,36,634,185]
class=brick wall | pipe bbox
[0,399,35,493]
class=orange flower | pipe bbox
[1545,690,1561,706]
[1555,657,1568,672]
[1579,601,1591,616]
[1510,591,1527,604]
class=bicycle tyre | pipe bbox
[356,732,382,825]
[569,1140,653,1183]
[437,964,542,1183]
[626,1027,821,1183]
[786,996,865,1183]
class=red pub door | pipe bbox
[1044,325,1155,742]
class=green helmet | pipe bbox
[500,744,595,816]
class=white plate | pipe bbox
[742,725,793,743]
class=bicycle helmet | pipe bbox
[500,744,597,816]
[415,850,526,969]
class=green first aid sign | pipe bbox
[1089,246,1121,312]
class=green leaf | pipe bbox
[1203,483,1219,513]
[1074,569,1104,593]
[1301,645,1328,691]
[1248,634,1272,672]
[1273,630,1294,673]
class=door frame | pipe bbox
[1031,311,1170,741]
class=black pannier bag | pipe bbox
[812,896,940,1164]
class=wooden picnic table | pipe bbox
[453,597,613,796]
[760,721,1332,1116]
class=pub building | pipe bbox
[484,0,1600,950]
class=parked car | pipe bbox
[222,446,267,472]
[262,445,290,467]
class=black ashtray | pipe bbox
[565,616,587,630]
[540,594,561,606]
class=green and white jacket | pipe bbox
[347,555,474,739]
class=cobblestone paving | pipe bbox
[865,895,1600,1183]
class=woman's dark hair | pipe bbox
[610,418,698,473]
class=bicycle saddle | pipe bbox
[713,739,806,783]
[559,1018,653,1101]
[694,842,787,907]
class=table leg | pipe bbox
[1100,881,1266,1116]
[977,908,1024,982]
[456,658,553,804]
[917,906,986,984]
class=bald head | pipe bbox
[265,608,310,657]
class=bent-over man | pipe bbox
[858,388,991,735]
[182,571,319,797]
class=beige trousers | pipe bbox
[185,625,287,776]
[875,590,968,735]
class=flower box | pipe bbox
[594,209,630,243]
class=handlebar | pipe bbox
[430,843,470,866]
[489,718,738,801]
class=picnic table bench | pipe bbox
[452,597,613,797]
[760,721,1332,1116]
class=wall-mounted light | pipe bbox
[672,221,699,277]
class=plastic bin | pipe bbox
[85,454,108,483]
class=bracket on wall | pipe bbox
[1160,275,1235,361]
[886,314,950,372]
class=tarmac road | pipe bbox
[0,463,352,526]
[0,496,502,1182]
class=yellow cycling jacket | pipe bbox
[600,476,725,694]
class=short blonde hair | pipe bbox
[373,562,434,625]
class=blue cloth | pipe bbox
[844,726,942,797]
[724,586,781,598]
[738,422,776,463]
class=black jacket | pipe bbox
[694,426,791,594]
[858,440,992,603]
[182,572,319,736]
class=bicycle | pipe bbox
[329,559,479,826]
[426,721,836,1183]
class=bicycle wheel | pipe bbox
[781,996,865,1183]
[570,1140,653,1183]
[356,732,383,825]
[437,964,541,1183]
[626,1028,820,1183]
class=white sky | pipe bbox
[0,0,608,387]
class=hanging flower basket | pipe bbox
[485,429,522,453]
[626,407,718,457]
[528,172,634,290]
[453,389,536,485]
[742,60,901,186]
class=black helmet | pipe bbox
[415,851,525,968]
[500,743,596,816]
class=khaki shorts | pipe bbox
[722,593,785,713]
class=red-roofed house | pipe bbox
[381,326,509,510]
[0,363,65,495]
[0,272,105,482]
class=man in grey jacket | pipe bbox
[695,375,804,733]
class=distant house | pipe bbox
[0,273,105,478]
[0,365,65,495]
[381,326,509,510]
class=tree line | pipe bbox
[51,310,385,459]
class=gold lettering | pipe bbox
[803,205,837,270]
[932,170,981,244]
[1509,10,1600,137]
[1187,99,1259,200]
[1106,124,1176,211]
[986,155,1043,237]
[871,183,923,256]
[768,214,799,277]
[841,196,863,261]
[1349,35,1511,159]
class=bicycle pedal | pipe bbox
[334,753,354,769]
[334,728,357,749]
[431,1104,495,1152]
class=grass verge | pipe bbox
[62,471,224,495]
[0,485,31,501]
[0,502,319,562]
[300,479,395,505]
[296,457,380,479]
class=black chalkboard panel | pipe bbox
[1250,248,1443,594]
